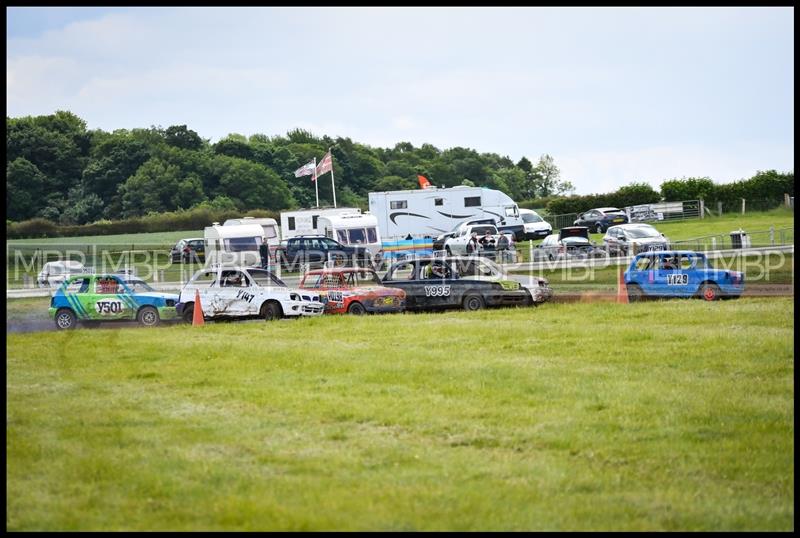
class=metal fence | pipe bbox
[541,200,702,231]
[712,198,792,215]
[670,226,794,251]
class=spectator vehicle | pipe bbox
[624,250,744,302]
[176,265,324,323]
[299,267,406,315]
[443,223,517,261]
[535,227,605,261]
[170,238,206,263]
[432,218,496,251]
[274,235,373,271]
[382,256,552,311]
[573,207,629,233]
[519,208,553,240]
[49,273,178,330]
[37,260,89,288]
[603,223,670,257]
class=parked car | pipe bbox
[519,208,553,240]
[299,267,406,315]
[49,273,178,330]
[382,256,552,311]
[603,223,670,257]
[432,218,497,251]
[37,260,88,288]
[624,250,744,302]
[443,222,517,261]
[573,207,629,233]
[176,265,324,323]
[170,238,205,263]
[535,227,605,261]
[274,235,373,271]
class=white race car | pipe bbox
[177,266,324,322]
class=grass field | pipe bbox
[6,229,203,246]
[6,298,794,531]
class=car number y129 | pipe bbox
[424,285,451,297]
[666,274,689,285]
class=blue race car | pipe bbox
[624,250,744,301]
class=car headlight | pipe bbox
[290,292,300,301]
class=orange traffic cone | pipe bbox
[192,289,205,326]
[617,267,629,304]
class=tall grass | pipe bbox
[6,298,794,530]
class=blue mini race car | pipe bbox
[624,250,744,301]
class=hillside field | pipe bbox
[6,298,794,531]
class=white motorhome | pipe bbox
[368,186,524,241]
[204,223,264,267]
[280,207,361,240]
[318,213,382,258]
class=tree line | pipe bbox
[6,110,575,225]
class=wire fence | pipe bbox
[670,227,794,251]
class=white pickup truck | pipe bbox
[177,265,324,322]
[443,223,516,261]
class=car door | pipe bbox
[629,254,655,293]
[382,260,423,309]
[209,269,254,315]
[418,259,459,308]
[653,253,687,297]
[86,275,133,320]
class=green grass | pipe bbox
[6,229,204,246]
[6,299,794,531]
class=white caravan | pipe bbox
[204,223,264,267]
[280,207,361,240]
[368,186,525,241]
[318,213,382,258]
[223,217,280,246]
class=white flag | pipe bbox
[294,161,316,178]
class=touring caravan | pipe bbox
[223,217,281,262]
[204,223,264,267]
[368,186,524,241]
[280,207,361,240]
[318,213,382,258]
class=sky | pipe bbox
[6,6,794,195]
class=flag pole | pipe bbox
[313,157,319,208]
[329,147,337,208]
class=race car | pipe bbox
[624,250,744,302]
[176,265,324,322]
[382,256,553,311]
[299,267,406,315]
[49,273,179,330]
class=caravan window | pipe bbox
[505,206,519,217]
[224,236,260,252]
[348,228,366,244]
[464,196,481,207]
[312,216,319,229]
[262,225,278,239]
[366,227,378,243]
[434,198,443,206]
[337,230,348,243]
[390,200,407,209]
[288,217,296,231]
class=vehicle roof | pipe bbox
[608,223,656,229]
[595,207,623,212]
[319,213,378,225]
[44,260,84,268]
[205,223,264,237]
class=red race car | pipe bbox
[299,267,406,315]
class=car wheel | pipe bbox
[627,283,644,303]
[261,301,282,321]
[699,282,721,302]
[347,301,367,315]
[462,294,484,311]
[137,306,160,327]
[55,308,77,330]
[595,224,604,234]
[181,304,194,324]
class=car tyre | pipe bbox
[595,224,604,234]
[261,301,282,321]
[627,283,644,303]
[699,282,721,302]
[347,301,367,315]
[137,306,160,327]
[463,294,484,311]
[55,308,77,330]
[181,304,194,324]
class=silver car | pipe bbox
[603,223,669,257]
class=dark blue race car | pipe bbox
[624,250,744,301]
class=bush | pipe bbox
[544,182,661,215]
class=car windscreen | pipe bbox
[522,213,543,223]
[562,237,590,245]
[125,279,154,292]
[626,227,661,239]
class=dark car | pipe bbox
[624,250,744,302]
[170,238,205,263]
[573,207,629,233]
[382,256,552,311]
[275,235,372,270]
[535,227,605,261]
